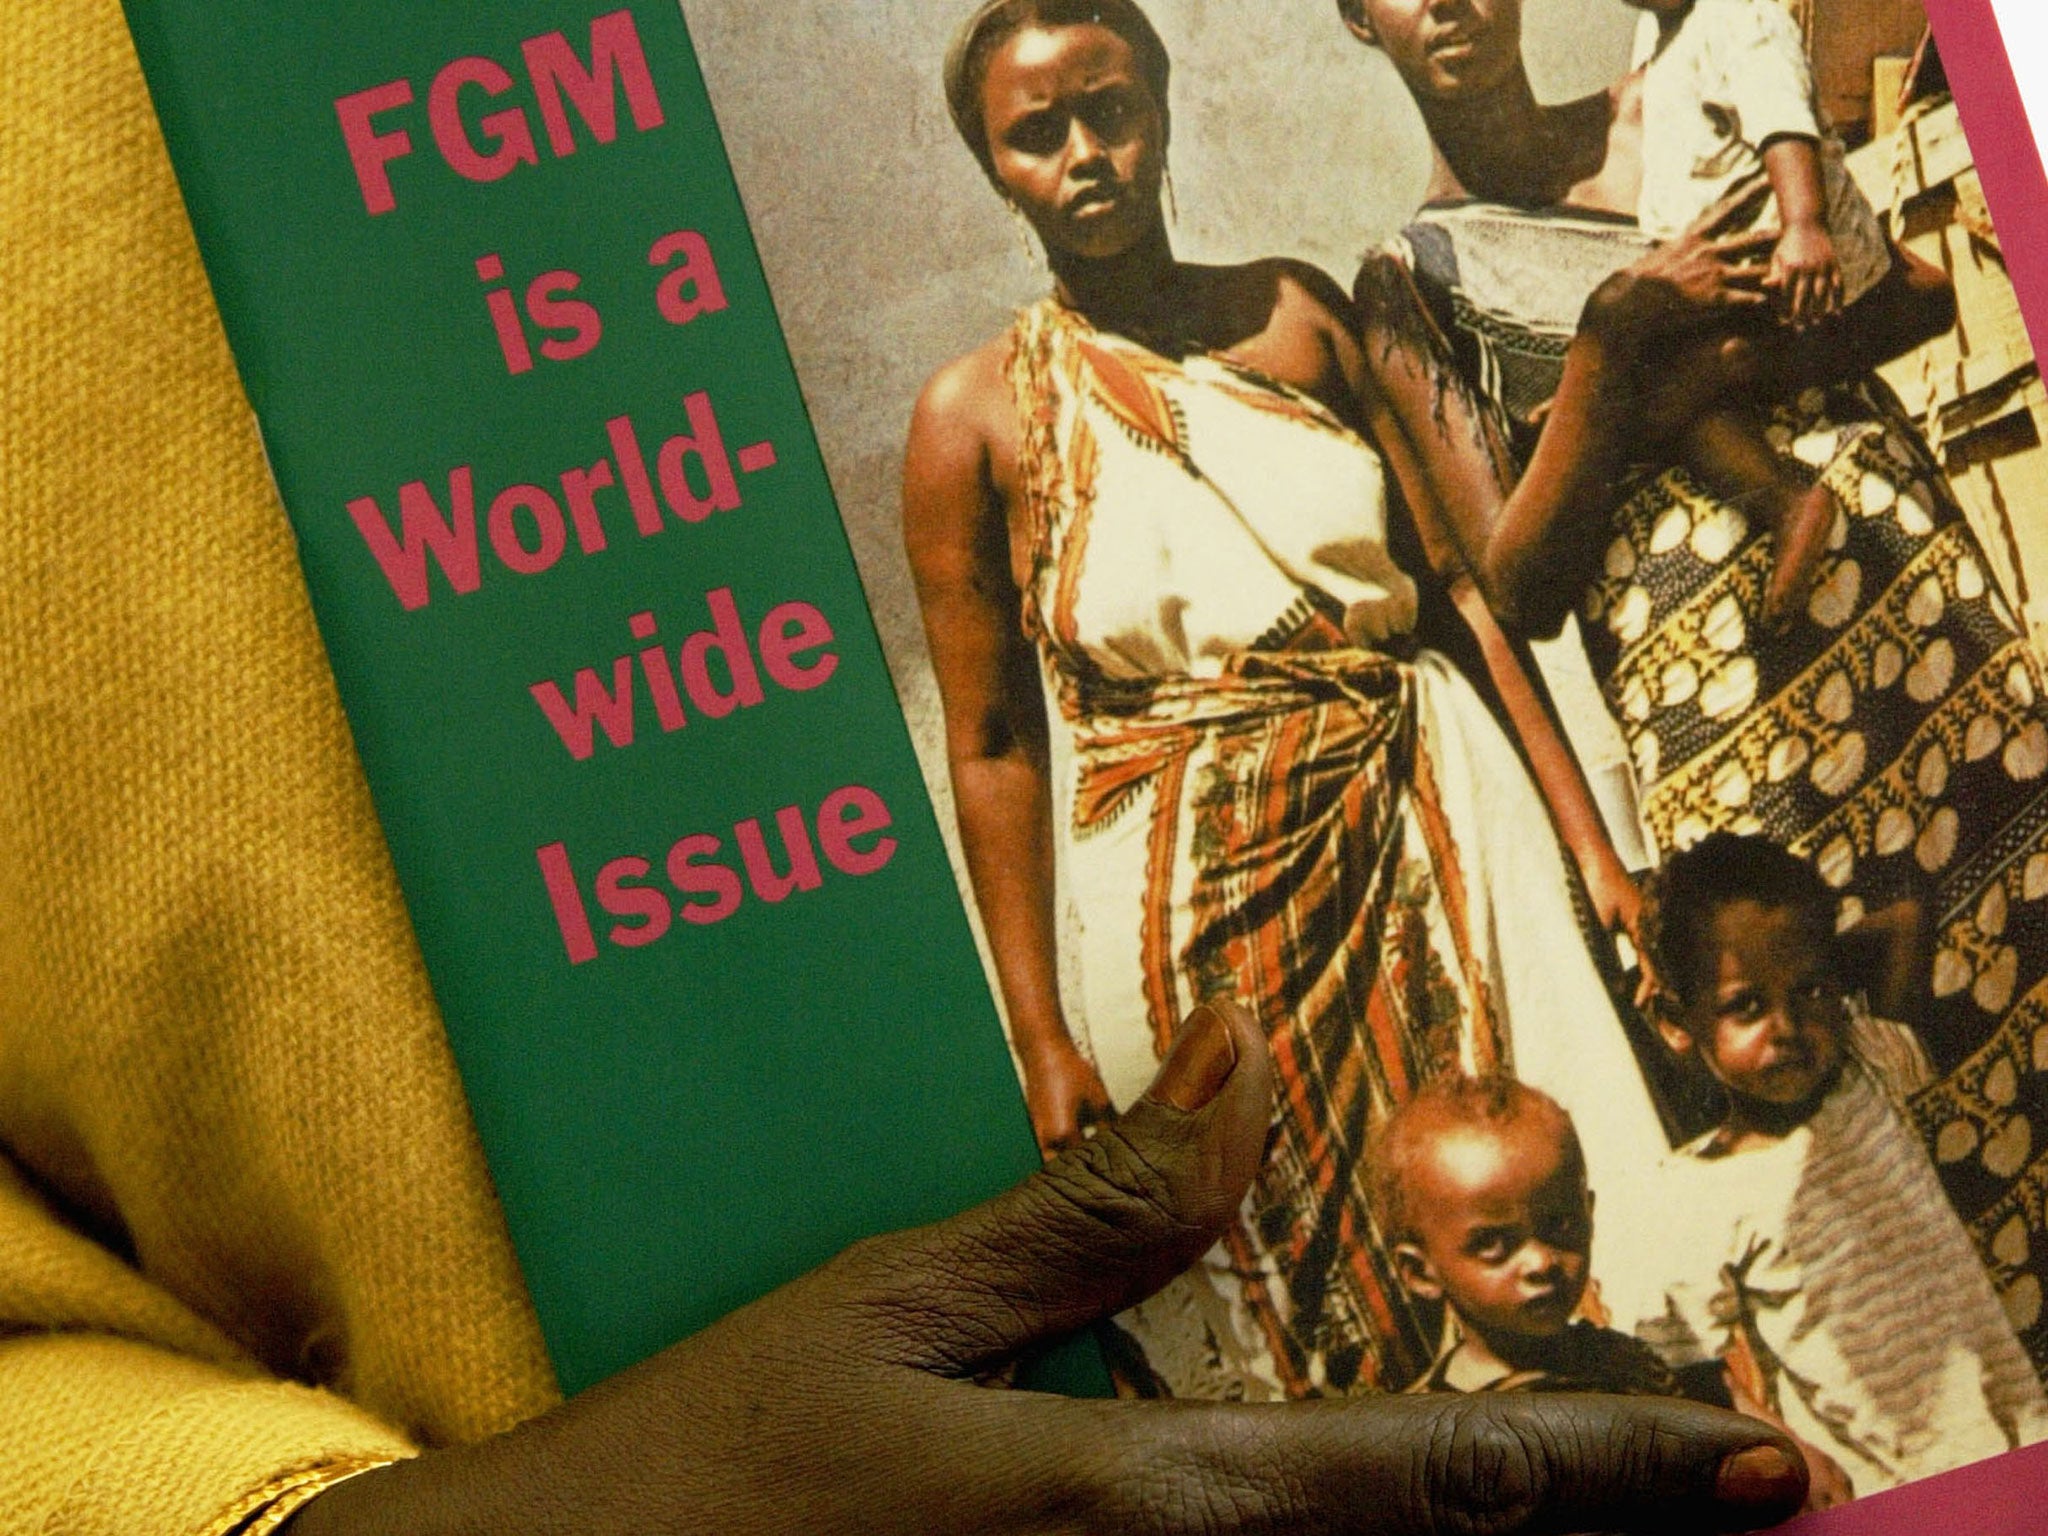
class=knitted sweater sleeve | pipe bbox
[0,1338,413,1536]
[0,1157,418,1534]
[0,5,560,1532]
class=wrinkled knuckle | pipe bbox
[814,1228,1018,1365]
[1031,1121,1207,1256]
[1093,1421,1283,1536]
[1100,1463,1233,1536]
[1598,1408,1683,1498]
[1416,1399,1553,1536]
[816,1230,933,1312]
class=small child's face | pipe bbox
[1672,899,1847,1111]
[1393,1112,1592,1346]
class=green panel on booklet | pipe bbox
[119,0,1099,1396]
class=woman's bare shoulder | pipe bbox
[904,331,1020,547]
[1226,256,1357,336]
[1350,248,1451,358]
[916,332,1016,425]
[1187,258,1358,385]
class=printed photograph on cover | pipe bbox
[685,0,2048,1504]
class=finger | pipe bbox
[1710,228,1779,261]
[1731,262,1776,296]
[1084,1392,1808,1535]
[1633,948,1666,1012]
[832,999,1272,1373]
[1029,1095,1081,1155]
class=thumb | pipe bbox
[1083,1391,1808,1535]
[1348,1392,1811,1534]
[841,999,1271,1376]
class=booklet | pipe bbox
[116,0,1079,1398]
[122,0,2048,1524]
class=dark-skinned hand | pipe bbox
[289,1001,1807,1535]
[1022,1031,1119,1152]
[1584,180,1780,352]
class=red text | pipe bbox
[529,590,838,760]
[537,784,897,962]
[345,391,777,610]
[336,9,664,216]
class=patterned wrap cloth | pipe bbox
[1392,199,2048,1372]
[1000,298,1670,1397]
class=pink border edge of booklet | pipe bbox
[1925,0,2048,360]
[1770,1,2048,1527]
[1773,1437,2048,1533]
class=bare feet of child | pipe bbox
[1763,481,1840,630]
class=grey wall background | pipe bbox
[681,0,1641,909]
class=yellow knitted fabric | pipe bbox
[0,2,562,1531]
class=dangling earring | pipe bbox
[1163,161,1179,226]
[1006,201,1042,268]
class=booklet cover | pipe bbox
[124,0,2048,1524]
[698,0,2048,1519]
[116,0,1068,1398]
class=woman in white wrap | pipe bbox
[903,0,1767,1398]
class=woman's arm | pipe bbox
[1350,249,1629,636]
[1352,227,1775,636]
[1324,267,1653,979]
[1447,576,1656,989]
[902,350,1111,1152]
